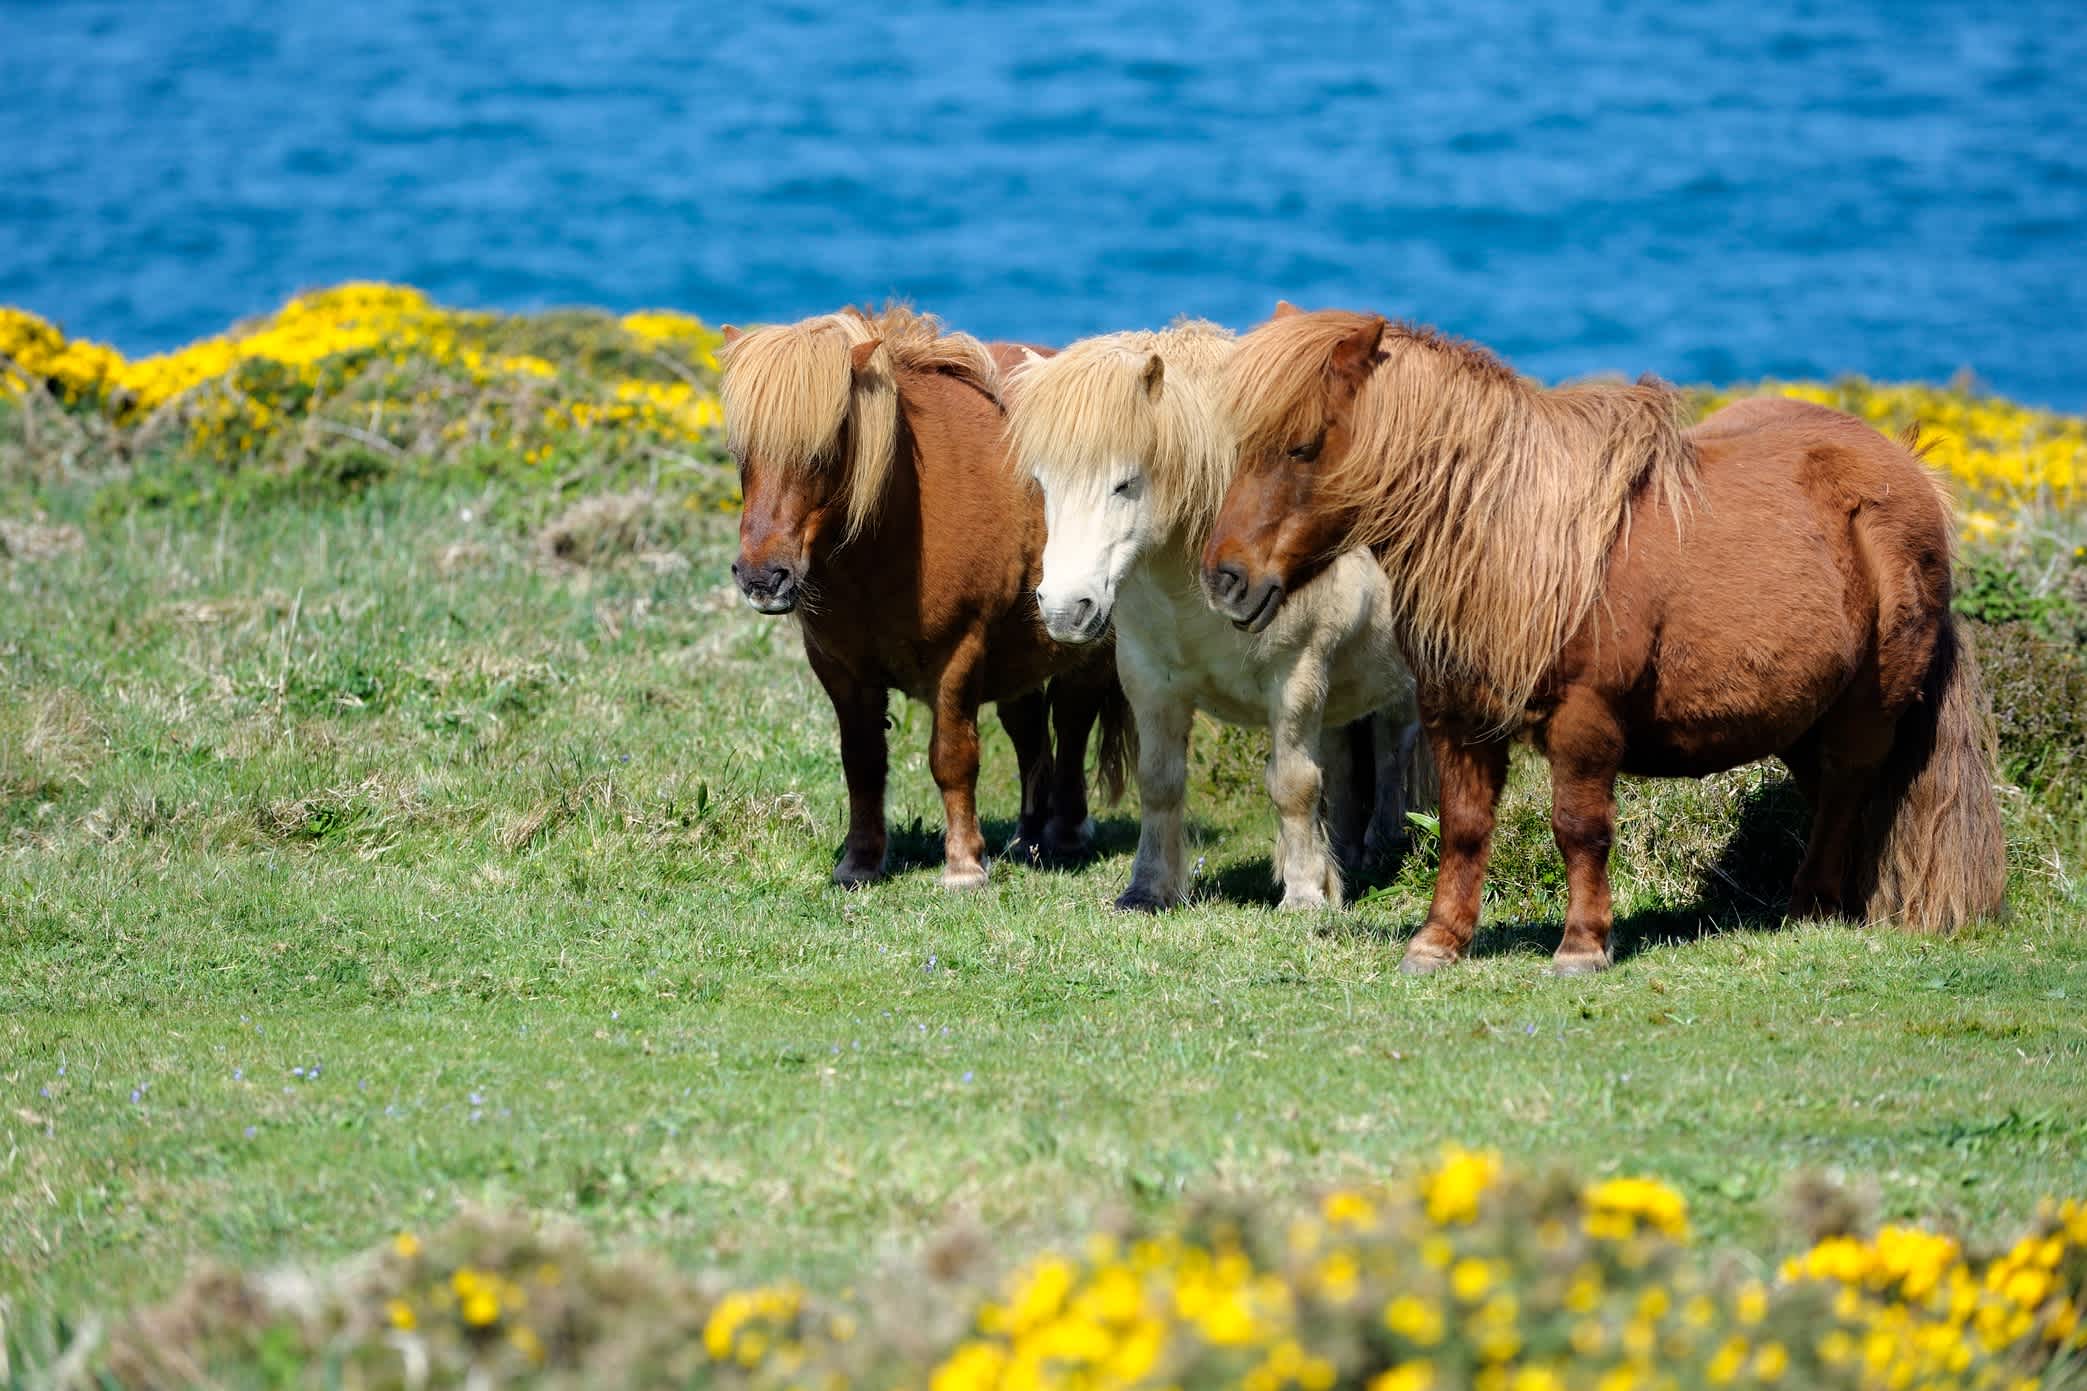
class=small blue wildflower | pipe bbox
[244,1125,257,1139]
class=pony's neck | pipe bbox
[1343,339,1689,726]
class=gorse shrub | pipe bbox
[1,286,736,512]
[62,1153,2087,1391]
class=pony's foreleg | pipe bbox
[1268,690,1337,911]
[930,636,990,890]
[1400,725,1509,973]
[1545,692,1627,974]
[1116,685,1193,913]
[809,649,889,887]
[1000,691,1054,864]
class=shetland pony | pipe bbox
[1008,321,1431,911]
[721,306,1128,888]
[1204,305,2005,972]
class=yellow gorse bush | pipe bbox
[105,1155,2087,1391]
[0,285,732,500]
[1699,379,2086,539]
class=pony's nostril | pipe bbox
[1210,563,1245,602]
[1073,596,1095,627]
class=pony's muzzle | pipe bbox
[1037,590,1109,645]
[1205,563,1285,634]
[732,559,800,615]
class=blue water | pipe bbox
[5,1,2085,406]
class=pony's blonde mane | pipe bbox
[720,305,999,541]
[1006,321,1238,541]
[1225,311,1698,725]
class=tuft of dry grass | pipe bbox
[0,514,84,562]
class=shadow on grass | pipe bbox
[1313,773,1812,966]
[872,813,1145,879]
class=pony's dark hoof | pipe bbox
[832,862,885,889]
[1042,817,1097,862]
[1399,942,1459,975]
[1550,949,1612,977]
[1113,888,1170,914]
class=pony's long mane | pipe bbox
[720,305,999,541]
[1006,320,1238,541]
[1224,312,1698,724]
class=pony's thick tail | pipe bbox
[1093,675,1136,807]
[1853,615,2008,931]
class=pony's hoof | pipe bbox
[1399,942,1459,975]
[1278,888,1330,912]
[1042,817,1097,861]
[832,861,885,888]
[940,863,990,891]
[1550,949,1612,977]
[1113,888,1170,914]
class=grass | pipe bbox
[4,472,2085,1331]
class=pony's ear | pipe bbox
[720,324,744,346]
[1272,300,1303,319]
[1328,315,1388,386]
[849,338,884,373]
[1141,352,1165,401]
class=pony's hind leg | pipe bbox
[1116,686,1193,912]
[808,648,889,887]
[1043,673,1105,859]
[1401,728,1509,973]
[930,635,991,890]
[1000,691,1054,864]
[1322,719,1375,875]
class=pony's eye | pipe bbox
[1287,438,1324,462]
[1112,478,1138,497]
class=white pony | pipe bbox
[1009,322,1431,911]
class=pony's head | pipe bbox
[1203,304,1385,633]
[720,306,994,615]
[1007,322,1236,645]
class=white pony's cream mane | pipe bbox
[720,305,998,541]
[1007,320,1238,540]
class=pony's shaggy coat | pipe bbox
[1010,321,1431,910]
[1206,308,2005,967]
[1224,313,1697,729]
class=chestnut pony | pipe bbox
[722,306,1127,889]
[1205,306,2006,973]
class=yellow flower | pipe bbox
[461,1289,500,1327]
[1753,1340,1789,1381]
[1384,1295,1445,1347]
[1368,1363,1434,1391]
[385,1298,416,1331]
[391,1232,421,1260]
[1421,1147,1501,1225]
[1451,1257,1494,1303]
[1705,1335,1747,1385]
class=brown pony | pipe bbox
[721,306,1127,888]
[1204,305,2006,973]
